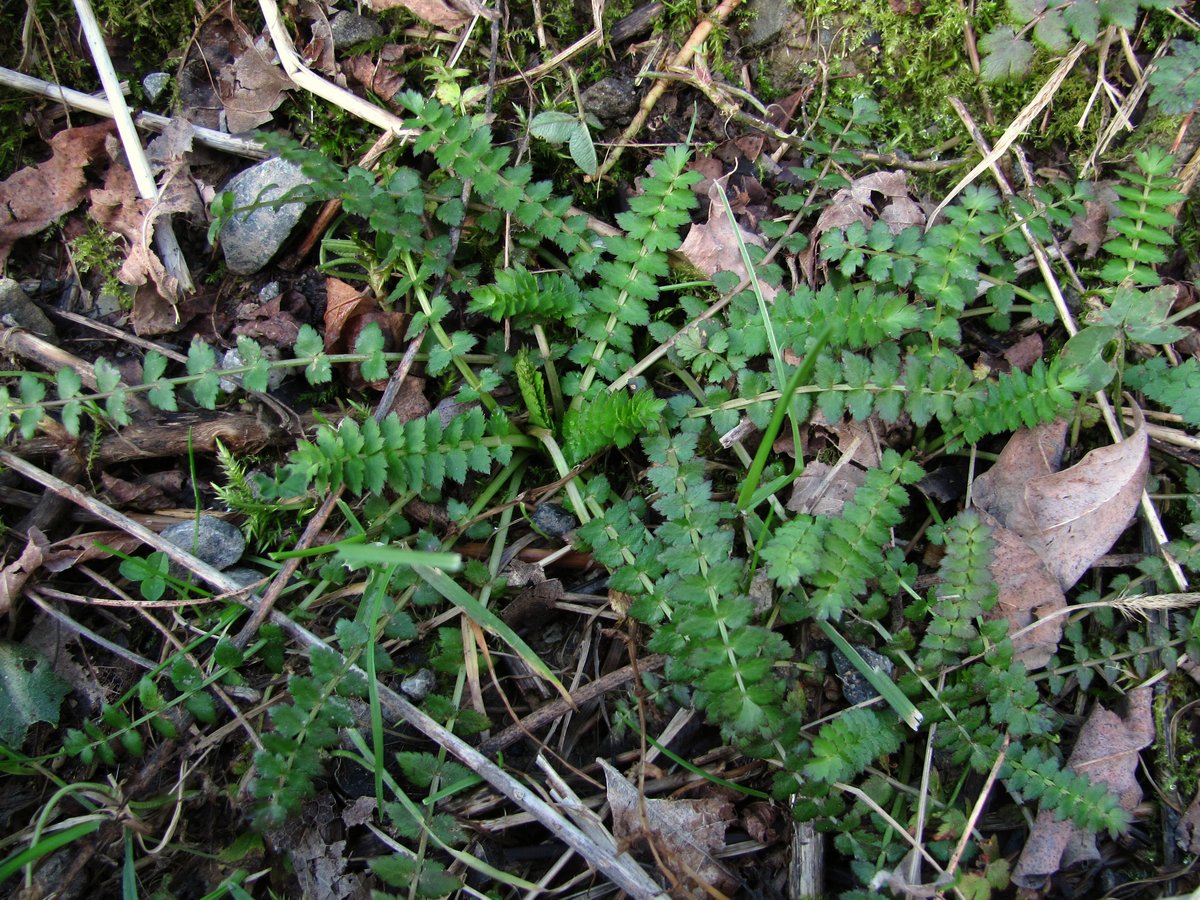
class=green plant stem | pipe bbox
[737,325,832,511]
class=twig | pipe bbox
[257,0,418,139]
[929,42,1088,227]
[594,0,743,180]
[71,0,194,296]
[480,655,666,754]
[0,65,269,159]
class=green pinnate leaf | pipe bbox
[354,322,388,382]
[188,338,220,408]
[237,336,271,393]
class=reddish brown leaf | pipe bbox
[0,122,114,264]
[343,45,407,101]
[0,529,48,618]
[1013,688,1153,888]
[364,0,469,30]
[679,180,775,300]
[980,511,1066,670]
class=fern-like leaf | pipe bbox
[562,389,665,464]
[1002,744,1131,836]
[803,709,902,784]
[467,265,582,321]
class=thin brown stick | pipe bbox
[481,655,666,754]
[593,0,743,180]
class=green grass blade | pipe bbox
[817,619,923,730]
[412,564,569,703]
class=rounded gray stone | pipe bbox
[142,72,171,104]
[581,78,640,124]
[330,10,382,46]
[160,516,246,572]
[219,158,312,275]
[0,278,56,339]
[401,669,435,701]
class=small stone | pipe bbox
[0,278,56,339]
[142,72,171,104]
[530,503,577,540]
[741,0,792,47]
[832,645,895,706]
[160,516,246,573]
[220,344,286,392]
[401,669,435,701]
[219,158,313,275]
[581,78,640,124]
[222,567,264,591]
[330,10,382,46]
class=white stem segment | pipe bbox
[72,0,194,294]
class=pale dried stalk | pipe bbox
[257,0,418,138]
[72,0,194,295]
[0,450,668,899]
[0,66,269,159]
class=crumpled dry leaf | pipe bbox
[1013,687,1153,889]
[300,0,337,75]
[600,759,736,898]
[43,531,144,573]
[365,0,470,30]
[343,45,407,100]
[234,288,311,347]
[811,170,924,247]
[979,510,1066,671]
[974,413,1149,592]
[323,277,406,388]
[88,123,206,319]
[1176,787,1200,855]
[679,179,775,300]
[0,529,48,618]
[0,122,114,264]
[218,37,293,133]
[787,460,866,515]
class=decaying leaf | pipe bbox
[323,277,405,388]
[787,460,866,515]
[1013,688,1153,888]
[43,530,145,573]
[219,41,294,133]
[600,758,736,897]
[811,169,923,247]
[0,122,114,264]
[365,0,470,30]
[0,529,48,618]
[679,179,775,300]
[0,639,71,746]
[343,45,407,101]
[980,511,1066,671]
[975,414,1149,592]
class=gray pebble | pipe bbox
[832,645,895,706]
[142,72,171,104]
[581,78,640,124]
[401,668,435,701]
[330,10,382,46]
[0,278,56,339]
[219,158,312,275]
[530,503,577,540]
[160,516,246,573]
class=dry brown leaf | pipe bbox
[1003,333,1044,372]
[679,179,775,300]
[1177,787,1200,855]
[323,277,405,388]
[343,45,407,101]
[1013,688,1153,888]
[980,511,1066,670]
[787,460,866,515]
[974,413,1148,591]
[811,170,922,248]
[600,758,736,897]
[219,42,294,133]
[300,0,337,75]
[365,0,469,30]
[0,122,114,264]
[0,529,48,618]
[43,531,144,573]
